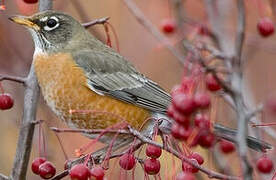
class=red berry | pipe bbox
[0,93,14,110]
[167,104,175,118]
[176,172,196,180]
[205,74,221,91]
[182,159,199,173]
[171,123,192,141]
[171,85,185,96]
[265,97,276,114]
[257,17,274,37]
[146,144,162,159]
[31,157,46,175]
[256,156,274,174]
[197,24,209,36]
[194,113,210,130]
[161,19,176,34]
[23,0,38,3]
[172,93,196,115]
[180,76,195,92]
[170,106,190,127]
[219,140,235,154]
[198,131,216,148]
[39,161,56,179]
[194,92,211,109]
[144,158,161,175]
[90,167,105,180]
[69,164,91,180]
[189,152,204,165]
[119,153,136,170]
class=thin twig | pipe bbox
[0,173,8,180]
[123,0,192,69]
[82,17,110,28]
[51,127,130,135]
[127,126,240,180]
[0,74,25,84]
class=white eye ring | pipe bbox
[43,16,59,31]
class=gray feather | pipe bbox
[72,49,171,113]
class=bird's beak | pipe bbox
[9,16,40,31]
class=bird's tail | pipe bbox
[213,123,272,152]
[151,113,273,152]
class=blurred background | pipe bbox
[0,0,275,179]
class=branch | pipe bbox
[50,127,130,135]
[234,0,246,65]
[9,0,52,180]
[82,17,110,28]
[123,0,192,69]
[0,173,8,180]
[50,125,239,180]
[0,74,25,84]
[127,126,240,180]
[233,1,253,180]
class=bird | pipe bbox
[9,10,271,152]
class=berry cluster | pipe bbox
[69,164,104,180]
[167,73,237,176]
[31,157,56,179]
[144,144,162,175]
[32,158,105,180]
[119,145,162,176]
[168,74,220,149]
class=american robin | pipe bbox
[9,11,271,151]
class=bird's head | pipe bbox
[9,10,86,53]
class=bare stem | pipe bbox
[123,0,192,69]
[51,127,130,135]
[82,17,110,28]
[127,126,240,180]
[0,173,8,180]
[0,74,25,84]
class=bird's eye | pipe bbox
[46,19,57,28]
[43,16,59,31]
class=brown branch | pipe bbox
[0,74,25,84]
[82,17,110,28]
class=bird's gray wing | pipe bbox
[73,49,171,113]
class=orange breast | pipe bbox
[34,52,150,130]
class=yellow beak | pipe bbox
[9,16,40,31]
